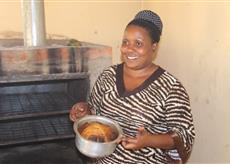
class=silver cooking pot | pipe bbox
[73,115,123,158]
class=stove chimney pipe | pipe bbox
[22,0,46,47]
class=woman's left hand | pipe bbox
[121,126,150,150]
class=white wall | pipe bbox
[144,1,230,163]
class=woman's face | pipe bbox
[120,25,157,71]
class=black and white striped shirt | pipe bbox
[88,63,195,164]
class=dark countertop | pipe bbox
[0,139,90,164]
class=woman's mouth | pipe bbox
[127,55,138,60]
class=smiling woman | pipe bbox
[120,24,158,91]
[69,10,195,164]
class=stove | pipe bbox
[0,40,112,148]
[0,1,112,163]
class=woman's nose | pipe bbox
[124,44,134,52]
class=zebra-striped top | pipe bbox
[88,63,195,164]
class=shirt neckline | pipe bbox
[116,63,165,97]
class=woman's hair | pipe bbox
[126,19,161,43]
[126,10,163,43]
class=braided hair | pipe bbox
[126,10,163,43]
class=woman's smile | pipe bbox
[126,54,138,60]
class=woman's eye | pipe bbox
[122,40,129,47]
[136,41,143,47]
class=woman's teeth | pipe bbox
[127,56,138,60]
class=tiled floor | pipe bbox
[0,139,90,164]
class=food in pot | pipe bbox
[78,121,118,142]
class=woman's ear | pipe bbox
[152,42,158,51]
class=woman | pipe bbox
[70,10,195,164]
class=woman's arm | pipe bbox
[164,82,195,163]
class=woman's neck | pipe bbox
[122,63,158,92]
[123,63,158,78]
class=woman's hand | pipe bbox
[121,126,151,150]
[69,102,91,122]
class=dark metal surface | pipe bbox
[0,75,89,146]
[0,39,111,151]
[0,44,86,77]
[0,139,88,164]
[0,115,74,146]
[0,72,88,84]
[0,92,75,121]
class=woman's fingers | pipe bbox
[121,136,137,149]
[137,126,146,136]
[69,102,89,122]
[121,127,148,150]
[69,108,79,122]
[76,103,85,112]
[121,137,137,149]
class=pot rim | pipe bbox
[73,115,123,144]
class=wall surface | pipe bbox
[143,1,230,163]
[1,0,230,163]
[0,0,141,64]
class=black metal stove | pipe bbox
[0,72,89,146]
[0,38,112,149]
[0,41,92,147]
[0,39,111,164]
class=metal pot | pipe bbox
[73,115,123,158]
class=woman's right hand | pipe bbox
[69,102,91,122]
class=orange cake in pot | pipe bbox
[78,121,118,143]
